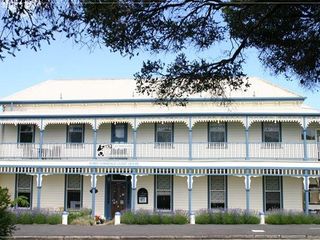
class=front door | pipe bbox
[105,175,131,219]
[111,181,127,217]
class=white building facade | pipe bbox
[0,78,320,219]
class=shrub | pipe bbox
[195,212,211,224]
[121,210,188,225]
[134,211,150,225]
[161,215,173,224]
[173,213,188,224]
[70,215,94,226]
[0,187,16,237]
[149,214,161,224]
[121,211,135,224]
[33,213,47,224]
[68,209,92,224]
[195,209,259,224]
[266,211,320,224]
[47,214,61,225]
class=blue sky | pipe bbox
[0,36,319,109]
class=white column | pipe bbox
[187,174,193,216]
[91,173,97,217]
[188,117,192,161]
[303,175,309,214]
[245,116,250,160]
[245,175,251,211]
[131,173,137,212]
[36,172,43,209]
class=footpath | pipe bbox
[10,224,320,239]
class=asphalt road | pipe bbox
[11,224,320,239]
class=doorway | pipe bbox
[105,175,131,219]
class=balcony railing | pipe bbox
[0,142,318,161]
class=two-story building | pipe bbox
[0,77,320,219]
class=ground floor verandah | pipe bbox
[1,160,320,218]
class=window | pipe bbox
[301,128,316,141]
[208,122,227,143]
[309,178,320,206]
[155,123,173,146]
[209,176,227,209]
[65,174,82,210]
[67,124,84,143]
[16,174,32,208]
[262,122,281,143]
[155,175,172,211]
[18,124,35,143]
[264,176,282,211]
[111,123,127,143]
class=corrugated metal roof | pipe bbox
[1,77,302,101]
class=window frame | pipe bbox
[65,174,83,210]
[66,124,85,144]
[208,122,228,143]
[15,174,33,208]
[154,175,173,211]
[262,122,282,143]
[263,176,283,212]
[208,175,227,210]
[111,123,128,143]
[154,123,174,147]
[17,124,35,143]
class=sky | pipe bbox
[0,35,319,109]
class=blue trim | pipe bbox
[0,97,306,105]
[2,112,320,120]
[127,176,132,210]
[105,175,111,219]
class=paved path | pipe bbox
[11,224,320,239]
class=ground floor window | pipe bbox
[264,176,282,211]
[15,174,33,208]
[309,178,320,205]
[65,174,82,210]
[155,175,172,211]
[209,175,227,209]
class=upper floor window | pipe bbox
[18,124,35,143]
[67,124,84,143]
[111,123,127,143]
[208,122,227,143]
[16,174,32,208]
[301,128,315,141]
[262,122,281,143]
[155,123,174,144]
